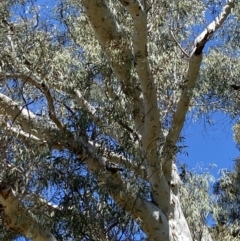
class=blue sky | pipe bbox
[179,112,239,177]
[5,2,239,241]
[10,0,238,181]
[176,3,240,178]
[9,0,237,184]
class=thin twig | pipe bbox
[170,31,190,58]
[12,100,35,125]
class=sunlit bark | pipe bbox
[0,183,57,241]
[0,0,236,240]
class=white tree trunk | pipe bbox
[0,0,236,240]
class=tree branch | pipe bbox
[111,184,170,241]
[163,0,235,178]
[83,154,170,241]
[0,183,57,241]
[0,93,65,149]
[0,88,143,178]
[6,123,44,141]
[170,30,190,58]
[0,72,64,130]
[193,0,235,55]
[88,141,146,178]
[119,0,168,211]
[81,0,144,134]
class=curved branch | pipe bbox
[111,186,170,241]
[193,0,235,54]
[83,153,170,241]
[0,93,65,149]
[0,72,64,130]
[0,90,144,177]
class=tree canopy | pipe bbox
[0,0,240,241]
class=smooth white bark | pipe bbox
[119,0,169,212]
[0,0,236,241]
[163,0,235,177]
[161,2,235,241]
[81,0,144,134]
[0,184,57,241]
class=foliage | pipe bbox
[0,0,239,241]
[210,159,240,240]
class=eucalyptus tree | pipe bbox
[0,0,239,241]
[209,126,240,240]
[211,162,240,240]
